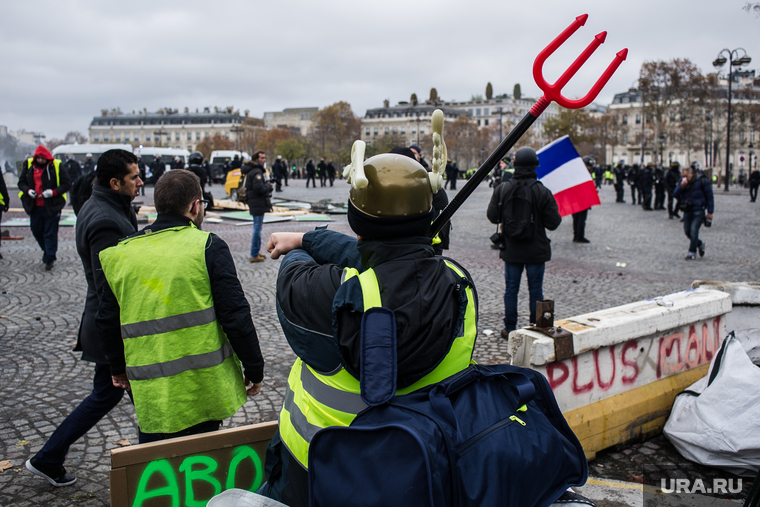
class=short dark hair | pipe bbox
[154,170,202,215]
[96,149,138,187]
[253,150,265,161]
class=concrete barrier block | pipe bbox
[509,288,732,367]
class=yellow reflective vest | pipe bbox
[279,262,477,468]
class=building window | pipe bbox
[484,108,489,115]
[412,126,417,134]
[420,127,425,134]
[175,132,180,141]
[205,132,209,138]
[392,126,398,133]
[476,108,481,116]
[104,134,109,141]
[196,132,201,140]
[187,132,192,140]
[124,133,130,141]
[622,114,628,125]
[635,114,641,125]
[373,127,378,136]
[225,132,230,139]
[477,120,481,126]
[401,126,406,134]
[384,127,389,134]
[146,133,150,141]
[365,128,370,136]
[622,134,628,144]
[468,109,473,115]
[94,134,99,142]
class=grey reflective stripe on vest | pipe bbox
[300,365,367,414]
[283,387,322,443]
[126,341,233,381]
[121,307,216,339]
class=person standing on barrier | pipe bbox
[259,140,477,507]
[96,169,264,442]
[25,149,142,487]
[17,145,71,271]
[673,163,714,260]
[487,147,561,340]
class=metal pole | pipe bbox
[725,55,733,192]
[640,87,646,164]
[430,112,537,237]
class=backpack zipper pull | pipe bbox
[510,415,526,426]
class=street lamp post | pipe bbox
[750,142,755,175]
[713,48,752,192]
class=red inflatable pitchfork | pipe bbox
[430,14,627,238]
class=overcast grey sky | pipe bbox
[1,0,758,139]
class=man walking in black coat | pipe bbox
[487,147,561,339]
[305,159,316,188]
[665,162,681,218]
[26,149,142,487]
[64,154,82,183]
[749,167,760,202]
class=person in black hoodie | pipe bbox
[260,144,477,506]
[487,147,561,339]
[17,145,71,270]
[25,149,142,487]
[243,150,273,262]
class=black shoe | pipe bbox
[577,238,590,243]
[549,489,597,506]
[685,252,696,260]
[500,329,511,339]
[45,260,54,271]
[26,458,77,487]
[698,241,705,258]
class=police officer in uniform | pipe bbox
[653,164,666,210]
[665,162,682,218]
[259,138,477,506]
[627,164,639,205]
[613,161,626,203]
[640,164,654,210]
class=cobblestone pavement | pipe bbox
[1,178,758,505]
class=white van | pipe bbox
[51,143,134,164]
[209,150,250,182]
[134,147,190,170]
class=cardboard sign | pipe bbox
[110,421,278,507]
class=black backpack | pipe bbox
[500,179,539,242]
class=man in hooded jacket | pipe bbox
[17,145,71,270]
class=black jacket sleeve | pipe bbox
[487,183,505,224]
[206,234,265,383]
[541,187,562,231]
[97,281,126,375]
[17,160,31,195]
[0,171,9,208]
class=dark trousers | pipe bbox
[328,174,335,186]
[614,182,625,202]
[30,206,61,262]
[667,193,678,217]
[305,175,316,188]
[34,363,126,468]
[641,188,652,209]
[572,209,588,240]
[275,178,282,192]
[629,185,637,204]
[654,188,665,209]
[683,209,706,254]
[751,184,759,202]
[139,420,221,444]
[503,262,545,332]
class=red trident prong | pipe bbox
[531,14,628,116]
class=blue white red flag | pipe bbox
[536,135,600,217]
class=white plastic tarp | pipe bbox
[663,329,760,477]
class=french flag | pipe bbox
[536,136,600,217]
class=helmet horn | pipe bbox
[343,140,368,189]
[429,109,446,193]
